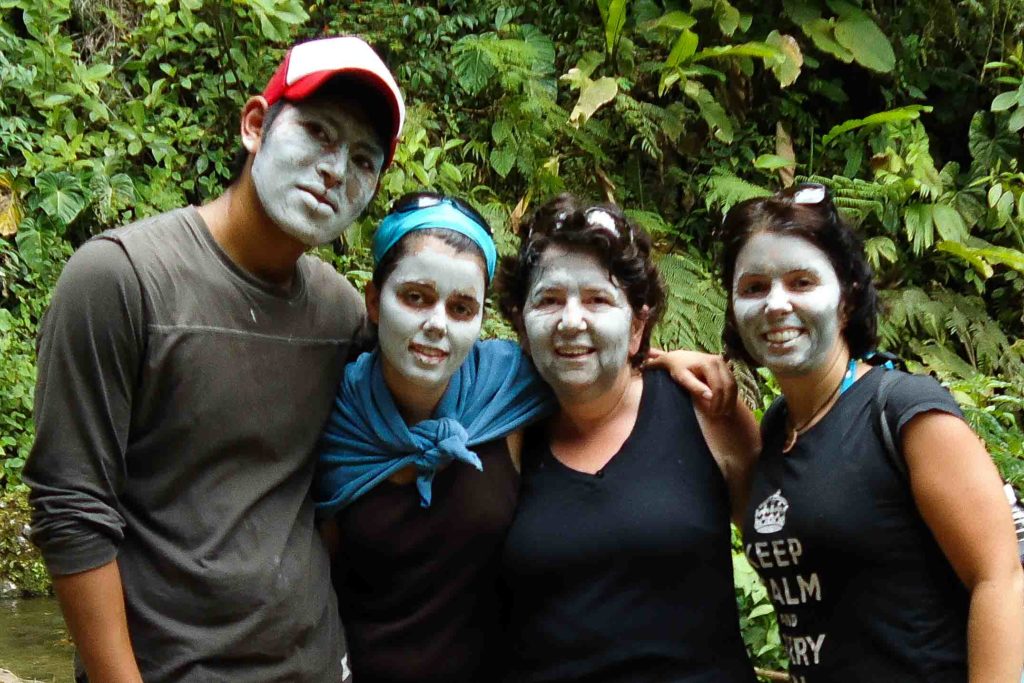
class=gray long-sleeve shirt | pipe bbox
[24,207,364,681]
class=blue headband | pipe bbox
[373,201,497,279]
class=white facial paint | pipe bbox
[731,232,844,376]
[251,98,384,247]
[522,248,638,401]
[376,237,486,394]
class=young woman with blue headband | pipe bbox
[314,192,738,683]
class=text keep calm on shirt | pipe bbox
[743,368,969,683]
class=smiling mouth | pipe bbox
[763,328,803,345]
[555,345,595,359]
[410,343,449,364]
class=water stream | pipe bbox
[0,598,74,683]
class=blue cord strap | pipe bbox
[839,351,896,396]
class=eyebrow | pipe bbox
[301,108,386,158]
[354,139,385,159]
[737,263,824,275]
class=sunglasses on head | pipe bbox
[779,182,833,207]
[389,192,492,235]
[525,205,633,247]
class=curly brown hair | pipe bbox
[496,193,666,368]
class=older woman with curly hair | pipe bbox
[497,193,760,683]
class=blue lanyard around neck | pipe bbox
[838,358,858,396]
[838,352,896,396]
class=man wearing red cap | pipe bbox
[24,36,404,682]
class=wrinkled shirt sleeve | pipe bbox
[24,237,144,576]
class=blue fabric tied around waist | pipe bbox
[315,340,554,515]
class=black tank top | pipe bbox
[331,438,518,683]
[500,369,755,683]
[744,368,969,682]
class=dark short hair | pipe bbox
[372,228,488,291]
[496,193,666,368]
[226,75,395,186]
[716,189,879,367]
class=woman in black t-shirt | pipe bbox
[495,194,760,683]
[718,183,1024,682]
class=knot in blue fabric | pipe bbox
[411,418,481,507]
[314,341,556,516]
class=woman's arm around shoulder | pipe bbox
[903,411,1024,683]
[645,349,739,416]
[694,399,760,527]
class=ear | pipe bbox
[628,305,650,356]
[838,295,850,331]
[240,96,271,155]
[512,308,531,356]
[365,282,381,326]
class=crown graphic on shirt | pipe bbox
[753,489,790,534]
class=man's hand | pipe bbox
[646,349,738,416]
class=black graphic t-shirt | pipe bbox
[743,368,969,683]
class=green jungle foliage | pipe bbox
[2,0,1023,673]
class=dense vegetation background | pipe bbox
[2,0,1023,673]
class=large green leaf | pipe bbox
[830,2,895,73]
[1008,107,1024,134]
[969,112,1018,168]
[754,154,797,170]
[34,171,86,226]
[694,42,780,62]
[936,241,995,279]
[15,226,43,272]
[822,105,932,145]
[931,204,968,243]
[567,76,619,127]
[765,30,803,87]
[714,0,741,36]
[603,0,628,56]
[782,0,821,25]
[489,147,516,178]
[991,91,1020,112]
[90,172,135,220]
[937,241,1024,277]
[642,10,696,32]
[665,29,699,69]
[451,41,495,95]
[801,18,854,63]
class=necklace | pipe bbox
[782,360,856,453]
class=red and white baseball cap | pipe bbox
[262,36,406,167]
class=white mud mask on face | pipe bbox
[376,238,486,394]
[731,232,844,376]
[522,248,637,401]
[250,98,384,247]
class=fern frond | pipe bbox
[654,253,726,353]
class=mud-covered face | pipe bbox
[251,97,384,246]
[731,232,844,376]
[375,236,486,394]
[522,247,640,401]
